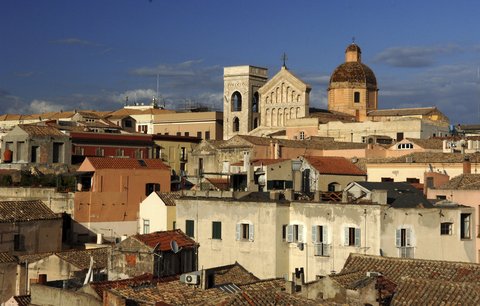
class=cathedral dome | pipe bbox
[329,62,377,88]
[345,43,361,54]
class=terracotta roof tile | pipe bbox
[85,157,170,170]
[369,152,480,164]
[18,124,66,137]
[109,280,228,305]
[205,178,230,191]
[368,107,437,117]
[133,229,197,251]
[208,263,260,286]
[0,200,60,223]
[333,254,480,287]
[210,288,322,305]
[17,252,53,263]
[55,247,110,270]
[391,277,480,305]
[306,156,366,176]
[154,191,181,206]
[438,173,480,190]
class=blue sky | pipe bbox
[1,0,480,124]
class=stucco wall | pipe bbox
[0,219,62,254]
[380,207,476,263]
[176,198,288,279]
[30,283,101,306]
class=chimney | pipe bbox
[463,156,471,174]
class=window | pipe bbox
[299,131,305,140]
[176,132,181,136]
[440,222,453,235]
[236,223,254,241]
[460,213,471,239]
[197,131,202,139]
[252,92,259,113]
[31,146,39,162]
[135,149,144,159]
[344,227,361,246]
[13,234,25,251]
[232,91,242,111]
[52,142,63,163]
[312,225,329,256]
[396,132,404,142]
[354,91,360,103]
[205,131,210,140]
[125,120,133,128]
[397,143,413,150]
[406,178,420,184]
[233,117,240,132]
[137,125,148,134]
[143,219,150,234]
[115,148,124,157]
[396,228,414,258]
[74,146,84,156]
[180,147,187,161]
[145,183,160,196]
[95,147,104,157]
[381,177,394,182]
[253,118,259,129]
[436,195,447,200]
[186,220,195,237]
[184,132,189,137]
[212,221,222,240]
[286,224,304,243]
[173,221,176,229]
[282,224,288,241]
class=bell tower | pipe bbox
[223,66,268,140]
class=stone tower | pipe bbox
[223,66,268,140]
[328,43,378,122]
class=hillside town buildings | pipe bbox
[0,42,479,305]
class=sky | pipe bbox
[1,0,480,124]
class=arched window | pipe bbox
[232,92,242,111]
[233,117,240,132]
[252,92,259,113]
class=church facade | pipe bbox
[223,43,449,142]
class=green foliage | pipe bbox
[0,175,12,186]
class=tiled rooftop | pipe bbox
[209,263,260,287]
[18,124,66,137]
[55,247,110,270]
[109,280,228,305]
[401,138,444,150]
[231,159,288,167]
[333,254,480,287]
[85,157,170,170]
[0,200,60,223]
[133,229,197,251]
[209,288,322,306]
[154,191,181,206]
[369,152,480,164]
[205,178,230,191]
[306,156,366,176]
[391,277,480,305]
[368,107,437,117]
[437,173,480,190]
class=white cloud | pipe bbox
[27,100,67,114]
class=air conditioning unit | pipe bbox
[366,271,382,277]
[184,274,199,285]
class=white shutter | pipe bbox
[249,224,254,241]
[322,243,329,257]
[314,243,322,256]
[344,227,349,246]
[406,228,412,246]
[287,225,294,243]
[311,225,318,243]
[235,224,240,241]
[298,225,304,242]
[322,226,328,244]
[396,229,401,247]
[355,228,361,247]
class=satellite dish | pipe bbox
[170,240,181,253]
